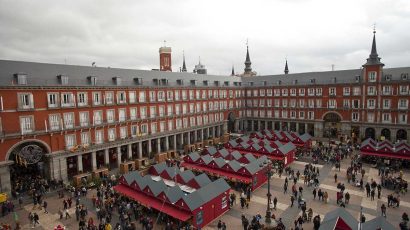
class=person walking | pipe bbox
[313,188,317,200]
[345,192,350,204]
[381,204,387,217]
[43,200,48,214]
[273,197,278,210]
[371,189,375,201]
[290,195,295,207]
[334,173,338,183]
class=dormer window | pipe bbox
[88,76,98,85]
[355,75,361,82]
[262,81,267,86]
[113,76,121,85]
[384,74,392,81]
[177,79,184,86]
[277,80,282,85]
[190,80,197,86]
[161,79,168,86]
[224,81,229,86]
[153,78,160,86]
[402,73,409,80]
[57,74,69,85]
[203,80,209,86]
[248,82,254,86]
[214,81,220,86]
[134,78,143,85]
[310,78,316,84]
[293,80,298,85]
[15,73,27,85]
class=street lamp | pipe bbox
[263,159,273,224]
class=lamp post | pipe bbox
[264,160,272,224]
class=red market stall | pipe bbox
[360,138,410,160]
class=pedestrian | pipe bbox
[43,200,48,214]
[345,192,350,204]
[217,220,222,230]
[34,212,40,226]
[334,173,338,183]
[313,188,317,200]
[65,208,71,219]
[273,197,278,210]
[371,189,375,201]
[283,183,288,194]
[381,204,386,217]
[291,195,295,207]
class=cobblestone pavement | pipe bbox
[1,152,409,229]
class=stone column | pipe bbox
[188,132,191,145]
[148,140,152,155]
[173,135,177,151]
[234,120,239,132]
[296,123,300,133]
[77,154,83,173]
[104,148,110,165]
[157,138,161,153]
[207,127,210,138]
[257,120,261,131]
[193,130,197,143]
[91,151,97,170]
[279,121,283,131]
[117,146,122,168]
[0,161,13,194]
[251,120,254,131]
[165,136,170,151]
[138,142,143,159]
[60,158,68,181]
[305,123,308,134]
[127,144,132,160]
[200,129,204,141]
[287,122,290,132]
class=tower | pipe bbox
[181,51,187,72]
[362,28,384,82]
[193,57,207,74]
[159,41,172,72]
[244,45,252,74]
[284,59,289,75]
[231,65,235,76]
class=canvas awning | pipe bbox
[361,151,410,160]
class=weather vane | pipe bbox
[163,40,167,47]
[373,23,376,33]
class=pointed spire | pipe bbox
[231,65,235,76]
[284,59,289,74]
[244,40,252,74]
[363,27,384,67]
[181,51,187,72]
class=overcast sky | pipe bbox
[0,0,409,76]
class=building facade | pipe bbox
[0,31,408,193]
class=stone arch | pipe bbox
[396,129,408,141]
[365,127,376,140]
[322,111,343,121]
[5,139,51,162]
[227,112,235,133]
[323,112,342,138]
[381,128,391,141]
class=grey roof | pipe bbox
[279,142,296,154]
[163,167,180,179]
[187,152,201,162]
[227,160,242,172]
[165,186,184,204]
[0,60,241,87]
[213,157,227,168]
[282,132,295,141]
[243,153,256,162]
[240,143,250,149]
[146,178,168,197]
[183,190,204,211]
[230,151,242,160]
[200,155,213,165]
[217,149,230,158]
[251,143,261,151]
[362,216,395,230]
[244,160,264,175]
[228,140,238,147]
[319,208,358,230]
[274,140,283,147]
[178,170,195,183]
[191,178,230,210]
[192,173,212,188]
[123,171,141,185]
[205,146,218,156]
[151,162,167,174]
[273,131,283,139]
[242,67,410,86]
[134,175,150,190]
[299,133,312,142]
[264,145,274,153]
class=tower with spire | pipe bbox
[240,40,257,77]
[193,57,207,74]
[181,51,187,72]
[231,65,235,76]
[362,28,384,83]
[284,59,289,74]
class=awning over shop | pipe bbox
[114,184,191,222]
[360,151,410,160]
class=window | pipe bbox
[150,106,156,118]
[174,90,180,101]
[20,116,34,134]
[274,110,279,118]
[383,99,391,109]
[175,104,180,115]
[281,110,288,118]
[343,99,350,108]
[399,114,407,124]
[274,89,280,96]
[290,111,296,119]
[77,92,88,106]
[160,121,166,132]
[130,108,137,120]
[182,90,188,100]
[108,128,116,141]
[308,99,315,108]
[47,93,59,108]
[139,91,146,102]
[63,112,74,129]
[352,100,360,109]
[308,111,314,120]
[290,99,296,108]
[79,112,89,127]
[299,111,305,119]
[368,71,377,82]
[105,92,114,105]
[282,89,288,96]
[117,91,126,104]
[316,99,322,108]
[367,86,375,95]
[353,87,361,96]
[352,113,359,122]
[81,132,90,145]
[382,86,391,95]
[282,99,287,107]
[267,89,272,96]
[65,134,76,149]
[61,92,74,107]
[167,91,174,101]
[290,89,296,96]
[176,119,182,129]
[95,130,104,144]
[159,106,165,117]
[343,87,350,96]
[49,114,60,131]
[141,124,148,135]
[129,91,136,104]
[308,88,314,96]
[328,99,336,108]
[167,105,173,116]
[148,91,156,102]
[367,99,375,109]
[329,88,336,96]
[399,99,408,109]
[140,106,147,119]
[107,110,115,123]
[93,92,101,106]
[299,88,305,96]
[16,74,27,85]
[120,127,127,139]
[299,99,305,108]
[60,75,69,85]
[18,93,34,109]
[151,122,157,134]
[367,113,375,123]
[158,91,165,101]
[400,85,409,95]
[93,111,103,125]
[131,125,138,137]
[196,90,200,99]
[382,113,391,123]
[316,88,322,96]
[118,108,126,122]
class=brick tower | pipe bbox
[159,42,172,72]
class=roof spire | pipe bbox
[244,39,252,74]
[363,26,384,67]
[181,51,187,72]
[231,65,235,76]
[284,59,289,74]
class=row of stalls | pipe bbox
[181,151,268,191]
[360,138,410,160]
[250,130,312,148]
[319,207,395,230]
[225,136,297,166]
[115,163,231,229]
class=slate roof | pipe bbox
[192,173,212,188]
[189,178,230,210]
[217,149,230,158]
[0,59,241,87]
[178,170,196,183]
[206,146,218,156]
[273,131,283,139]
[123,171,141,185]
[146,179,168,197]
[151,162,167,174]
[319,207,358,230]
[163,167,180,179]
[212,157,226,168]
[164,186,185,204]
[200,155,213,165]
[362,216,395,230]
[134,175,150,190]
[282,132,295,141]
[227,160,242,172]
[228,140,238,147]
[251,143,261,151]
[244,160,264,175]
[187,152,201,162]
[264,145,274,153]
[279,142,296,155]
[230,151,242,160]
[243,153,256,162]
[299,133,312,142]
